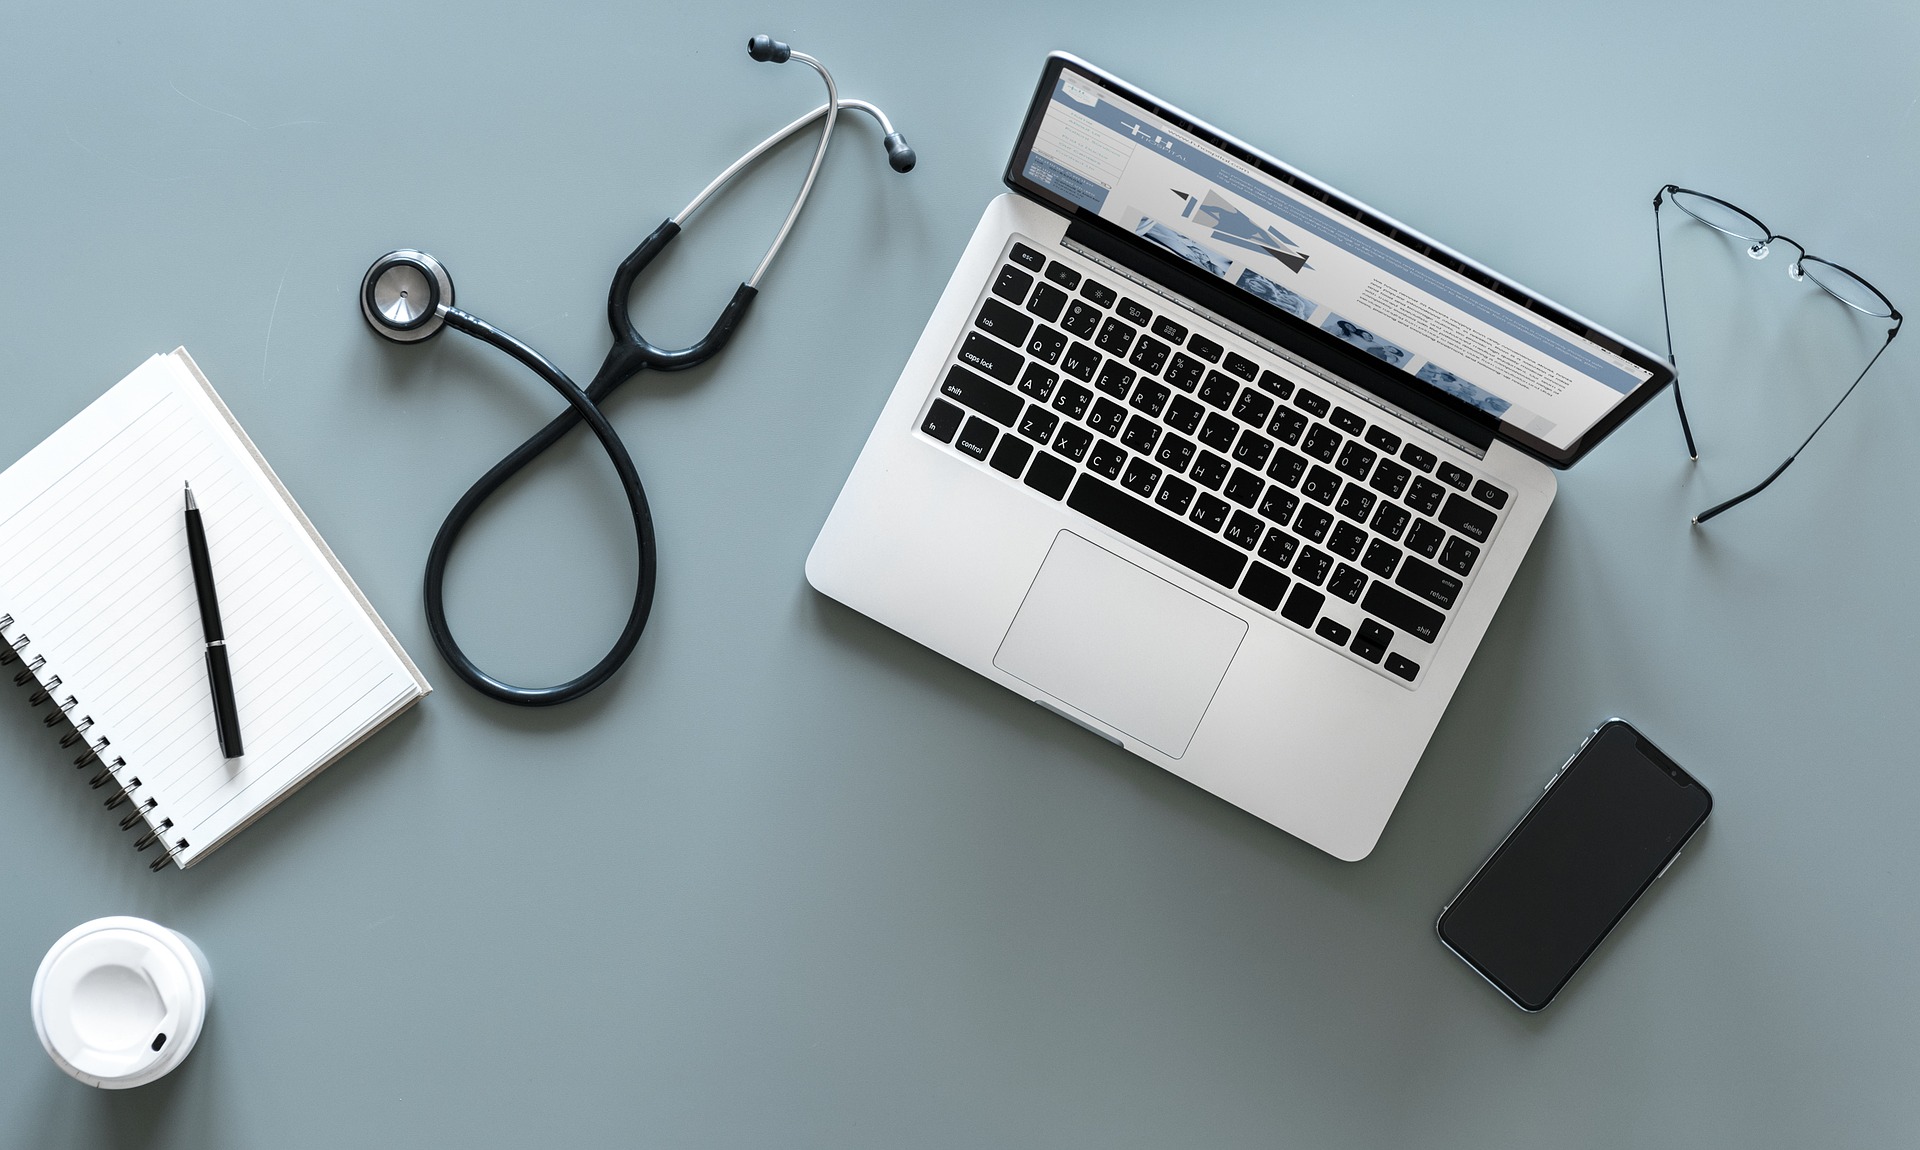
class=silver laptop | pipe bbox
[807,55,1672,860]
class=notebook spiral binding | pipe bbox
[0,613,188,872]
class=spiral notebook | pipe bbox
[0,349,430,870]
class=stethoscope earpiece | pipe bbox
[361,250,454,343]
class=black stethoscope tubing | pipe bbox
[362,38,911,706]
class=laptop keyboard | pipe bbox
[915,237,1513,688]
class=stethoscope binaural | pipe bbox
[360,36,913,707]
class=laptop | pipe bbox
[806,55,1673,860]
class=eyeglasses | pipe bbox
[1653,184,1902,525]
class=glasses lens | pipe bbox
[1668,190,1769,242]
[1799,257,1895,318]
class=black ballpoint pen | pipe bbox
[184,483,243,758]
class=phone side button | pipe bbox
[1656,850,1684,880]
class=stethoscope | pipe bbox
[360,36,913,707]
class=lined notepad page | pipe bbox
[0,351,427,867]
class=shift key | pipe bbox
[958,331,1022,384]
[939,365,1023,426]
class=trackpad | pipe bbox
[994,532,1247,758]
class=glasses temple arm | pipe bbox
[1693,319,1901,526]
[1652,189,1701,460]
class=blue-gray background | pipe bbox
[2,2,1914,1146]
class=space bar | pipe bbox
[1066,475,1249,588]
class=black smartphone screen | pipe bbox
[1437,721,1711,1011]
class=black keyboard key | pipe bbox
[1224,510,1264,550]
[1060,341,1101,382]
[1025,282,1068,323]
[1437,462,1472,491]
[1121,456,1162,498]
[1348,630,1386,664]
[1130,378,1171,417]
[1439,536,1480,577]
[1061,300,1100,339]
[1165,395,1205,435]
[1009,243,1045,271]
[1187,333,1223,362]
[1406,476,1446,516]
[1328,521,1367,561]
[1086,439,1126,480]
[956,416,996,460]
[1334,484,1376,523]
[1293,388,1330,418]
[1360,539,1401,579]
[1266,448,1307,488]
[1300,465,1341,505]
[1044,260,1081,289]
[1156,475,1195,515]
[1292,546,1333,586]
[1024,452,1074,500]
[1368,458,1411,499]
[921,398,963,443]
[1025,326,1067,365]
[1051,381,1092,420]
[1365,426,1402,454]
[1232,430,1274,471]
[1400,443,1437,472]
[1438,493,1497,543]
[1293,506,1333,543]
[1018,363,1058,403]
[1363,582,1444,644]
[1358,619,1394,649]
[1088,398,1128,438]
[1052,423,1093,462]
[1120,415,1161,455]
[1258,528,1298,568]
[940,365,1022,425]
[1223,467,1265,508]
[1329,407,1366,436]
[1258,487,1299,525]
[1152,315,1188,343]
[1315,617,1352,645]
[1473,480,1510,509]
[1370,502,1410,541]
[1240,561,1290,610]
[1302,423,1342,463]
[1190,492,1231,532]
[1384,652,1420,681]
[1406,518,1445,558]
[1198,412,1239,452]
[1223,352,1258,382]
[1080,278,1117,307]
[1117,297,1153,326]
[1256,370,1294,399]
[975,298,1033,347]
[1267,407,1308,445]
[1095,360,1136,399]
[990,435,1033,477]
[1189,451,1230,490]
[1155,434,1196,473]
[1282,584,1324,628]
[991,264,1032,304]
[1327,564,1368,604]
[1395,556,1463,610]
[958,332,1021,384]
[1094,317,1137,357]
[1067,475,1247,588]
[1335,441,1376,481]
[1198,371,1239,410]
[1129,335,1170,376]
[1164,352,1204,392]
[1018,404,1059,445]
[1232,388,1275,428]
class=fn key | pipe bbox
[921,398,964,443]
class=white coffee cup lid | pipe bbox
[31,916,210,1089]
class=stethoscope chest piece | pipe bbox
[362,250,455,343]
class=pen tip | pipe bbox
[183,484,197,511]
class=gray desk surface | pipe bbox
[3,2,1915,1146]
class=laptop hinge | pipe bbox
[1060,219,1497,460]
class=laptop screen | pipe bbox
[1003,57,1667,465]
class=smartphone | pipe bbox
[1437,719,1711,1011]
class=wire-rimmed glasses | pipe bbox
[1653,184,1902,525]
